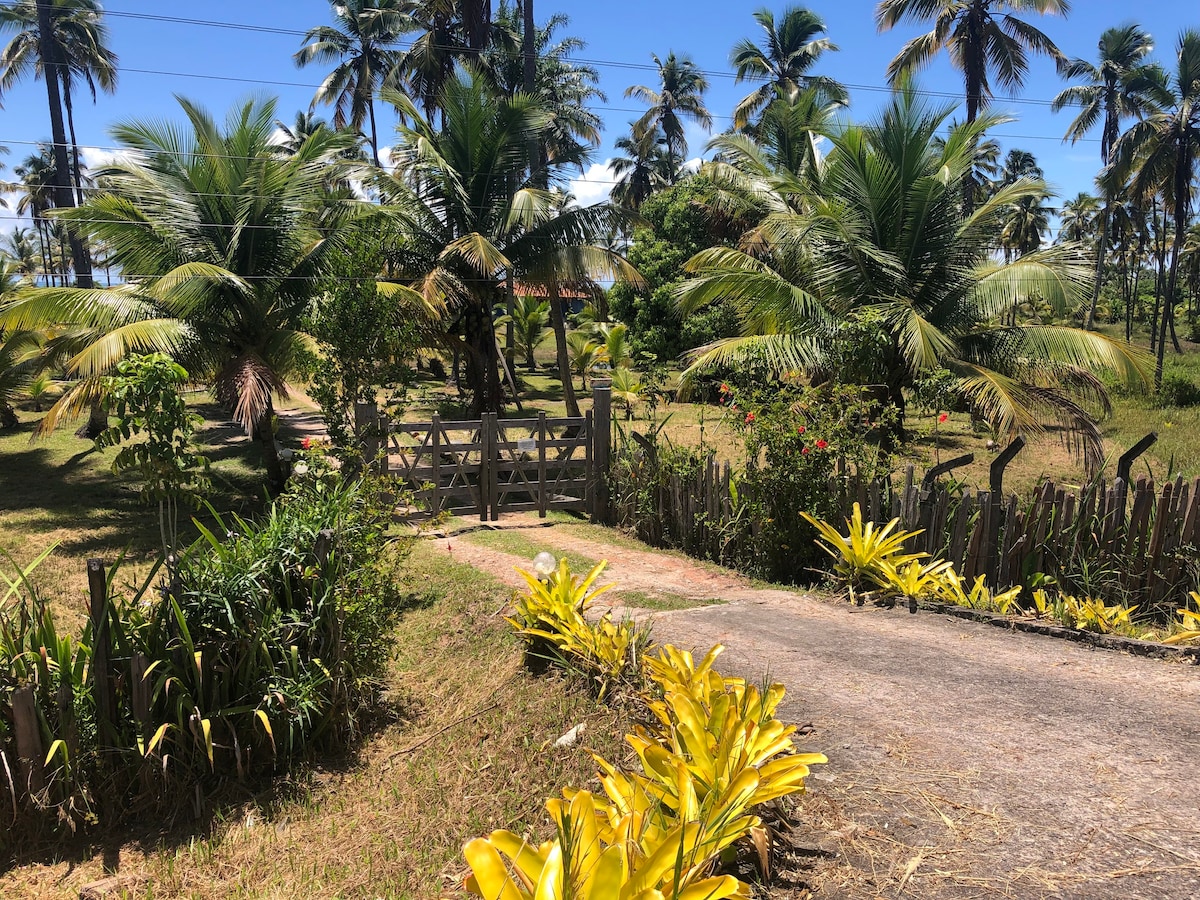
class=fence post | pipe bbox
[984,438,1025,582]
[592,378,612,523]
[87,558,116,750]
[12,684,44,800]
[354,402,384,474]
[1114,433,1157,530]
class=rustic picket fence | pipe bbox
[607,431,1200,607]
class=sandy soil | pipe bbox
[439,518,1200,900]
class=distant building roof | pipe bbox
[513,282,596,301]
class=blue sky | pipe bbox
[1,0,1197,232]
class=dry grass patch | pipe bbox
[1,541,633,899]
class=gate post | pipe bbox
[592,378,612,523]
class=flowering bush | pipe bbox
[723,381,894,582]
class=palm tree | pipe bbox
[1054,24,1167,330]
[678,86,1149,464]
[1000,189,1051,262]
[730,6,845,130]
[377,69,638,416]
[877,0,1070,126]
[0,96,418,486]
[1112,30,1200,387]
[566,329,604,390]
[1,227,40,279]
[274,110,332,154]
[496,293,550,368]
[1058,192,1100,245]
[0,326,42,428]
[610,124,674,210]
[625,52,713,179]
[12,148,58,285]
[0,0,116,286]
[294,0,410,166]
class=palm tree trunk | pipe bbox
[549,282,580,417]
[35,0,92,288]
[63,80,86,207]
[367,98,381,167]
[34,218,53,287]
[1084,202,1110,331]
[254,399,284,490]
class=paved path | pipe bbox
[442,519,1200,900]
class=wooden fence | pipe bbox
[607,431,1200,606]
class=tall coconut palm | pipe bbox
[377,69,639,415]
[2,226,40,279]
[1112,30,1200,387]
[294,0,410,166]
[1058,192,1100,245]
[678,86,1149,464]
[1054,24,1167,330]
[0,325,42,428]
[610,124,674,210]
[0,96,422,486]
[12,147,59,285]
[1000,189,1052,261]
[625,52,713,180]
[0,0,116,286]
[730,6,845,130]
[877,0,1070,125]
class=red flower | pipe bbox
[801,447,810,455]
[745,412,755,424]
[720,382,730,394]
[731,402,737,410]
[816,439,828,450]
[797,425,806,434]
[938,413,949,423]
[301,438,312,450]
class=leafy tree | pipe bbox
[610,176,738,361]
[678,87,1149,464]
[625,52,712,178]
[1053,23,1166,329]
[306,238,421,452]
[1112,30,1200,387]
[1058,192,1100,245]
[566,330,604,390]
[294,0,408,165]
[0,96,413,488]
[0,325,41,427]
[94,353,208,554]
[0,0,117,285]
[730,6,845,130]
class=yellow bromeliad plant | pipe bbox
[510,558,646,698]
[801,503,926,602]
[456,579,826,900]
[1163,593,1200,645]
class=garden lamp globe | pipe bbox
[532,551,557,580]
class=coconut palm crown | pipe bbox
[0,95,424,486]
[677,86,1150,465]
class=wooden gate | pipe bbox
[363,381,611,522]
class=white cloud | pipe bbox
[80,145,142,173]
[569,160,614,207]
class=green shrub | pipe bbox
[1,473,409,844]
[1155,373,1200,408]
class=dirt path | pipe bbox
[437,518,1200,900]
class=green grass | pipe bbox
[459,524,600,574]
[609,589,723,612]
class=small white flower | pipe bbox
[293,462,310,476]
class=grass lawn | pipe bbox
[2,540,631,898]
